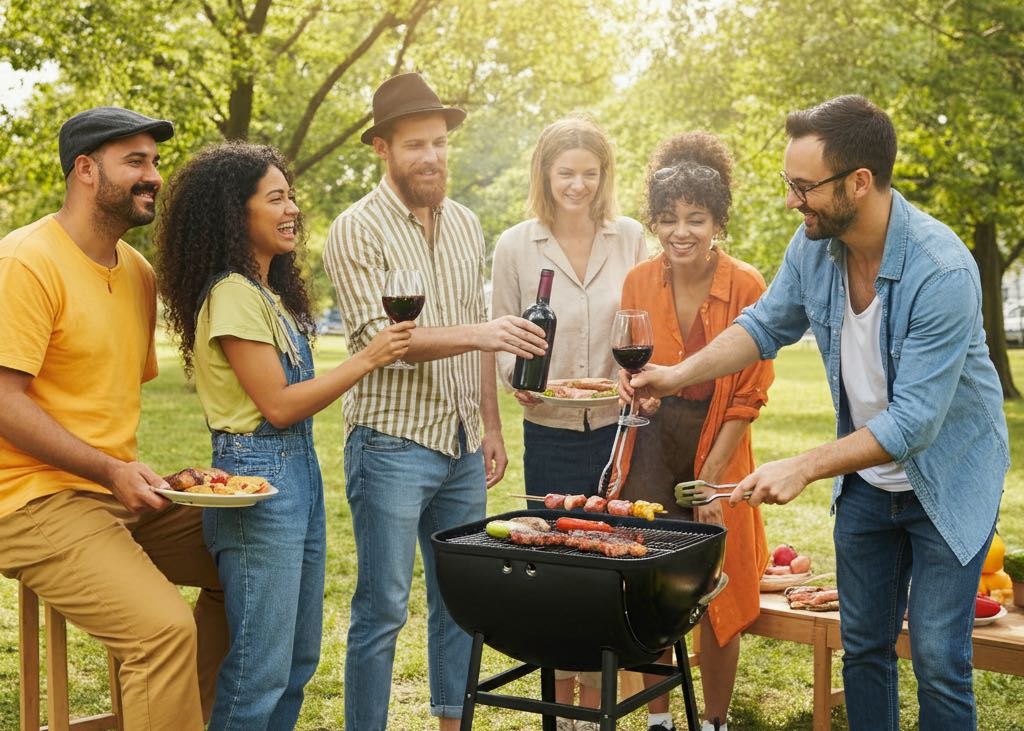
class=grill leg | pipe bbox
[675,638,700,731]
[599,648,619,731]
[460,631,486,731]
[540,666,556,731]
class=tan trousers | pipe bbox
[0,490,228,730]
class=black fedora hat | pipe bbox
[360,72,466,145]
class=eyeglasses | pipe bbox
[779,168,859,204]
[653,164,721,183]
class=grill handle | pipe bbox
[688,572,729,626]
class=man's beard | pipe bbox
[801,185,857,241]
[95,163,159,229]
[393,163,448,208]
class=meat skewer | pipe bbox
[511,493,665,520]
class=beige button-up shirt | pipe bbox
[490,217,649,431]
[323,179,487,457]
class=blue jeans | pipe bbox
[204,426,327,731]
[522,419,616,498]
[344,425,487,730]
[833,473,992,731]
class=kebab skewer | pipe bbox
[510,492,665,521]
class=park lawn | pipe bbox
[1,340,1021,730]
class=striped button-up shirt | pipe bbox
[323,178,488,457]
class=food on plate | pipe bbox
[789,555,812,574]
[784,585,839,611]
[975,594,1002,618]
[771,544,798,567]
[765,543,811,577]
[555,517,614,533]
[541,378,618,400]
[542,493,664,521]
[163,467,272,496]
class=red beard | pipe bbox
[394,164,448,208]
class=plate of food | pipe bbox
[974,600,1008,626]
[156,467,278,508]
[759,572,814,592]
[536,378,620,409]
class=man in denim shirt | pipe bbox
[629,95,1008,730]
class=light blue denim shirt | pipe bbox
[736,190,1008,565]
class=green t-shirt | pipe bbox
[194,274,299,433]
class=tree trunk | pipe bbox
[974,220,1020,399]
[224,79,254,141]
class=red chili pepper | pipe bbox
[555,517,614,533]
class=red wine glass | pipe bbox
[382,269,424,370]
[611,309,653,427]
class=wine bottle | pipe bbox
[511,268,557,392]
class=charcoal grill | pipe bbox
[432,509,727,730]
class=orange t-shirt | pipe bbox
[619,251,773,645]
[0,215,158,517]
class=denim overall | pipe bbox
[198,274,326,731]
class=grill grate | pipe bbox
[442,521,710,561]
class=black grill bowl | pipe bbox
[431,509,726,671]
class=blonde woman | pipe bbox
[490,115,646,729]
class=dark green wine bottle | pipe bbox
[511,268,556,392]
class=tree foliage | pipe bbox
[1,0,1021,395]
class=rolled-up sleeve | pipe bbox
[866,267,977,462]
[735,235,811,359]
[322,215,388,352]
[724,360,773,422]
[725,273,774,422]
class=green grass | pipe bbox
[2,340,1022,730]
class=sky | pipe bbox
[0,61,58,112]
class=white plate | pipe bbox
[759,571,813,592]
[974,605,1007,626]
[155,485,278,508]
[535,394,620,409]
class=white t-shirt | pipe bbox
[841,268,912,491]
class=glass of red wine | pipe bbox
[382,269,425,370]
[611,309,654,427]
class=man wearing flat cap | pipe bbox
[324,72,548,729]
[0,106,227,730]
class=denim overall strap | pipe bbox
[197,271,303,370]
[250,302,315,438]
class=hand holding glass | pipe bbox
[382,269,424,370]
[611,309,654,427]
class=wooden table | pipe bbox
[743,593,1024,731]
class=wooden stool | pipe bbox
[18,582,125,731]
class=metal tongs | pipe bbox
[597,403,634,499]
[674,480,753,507]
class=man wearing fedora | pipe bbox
[324,72,548,729]
[0,107,227,729]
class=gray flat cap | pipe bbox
[59,106,174,178]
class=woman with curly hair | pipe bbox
[155,141,412,731]
[616,133,773,731]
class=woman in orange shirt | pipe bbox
[618,133,772,731]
